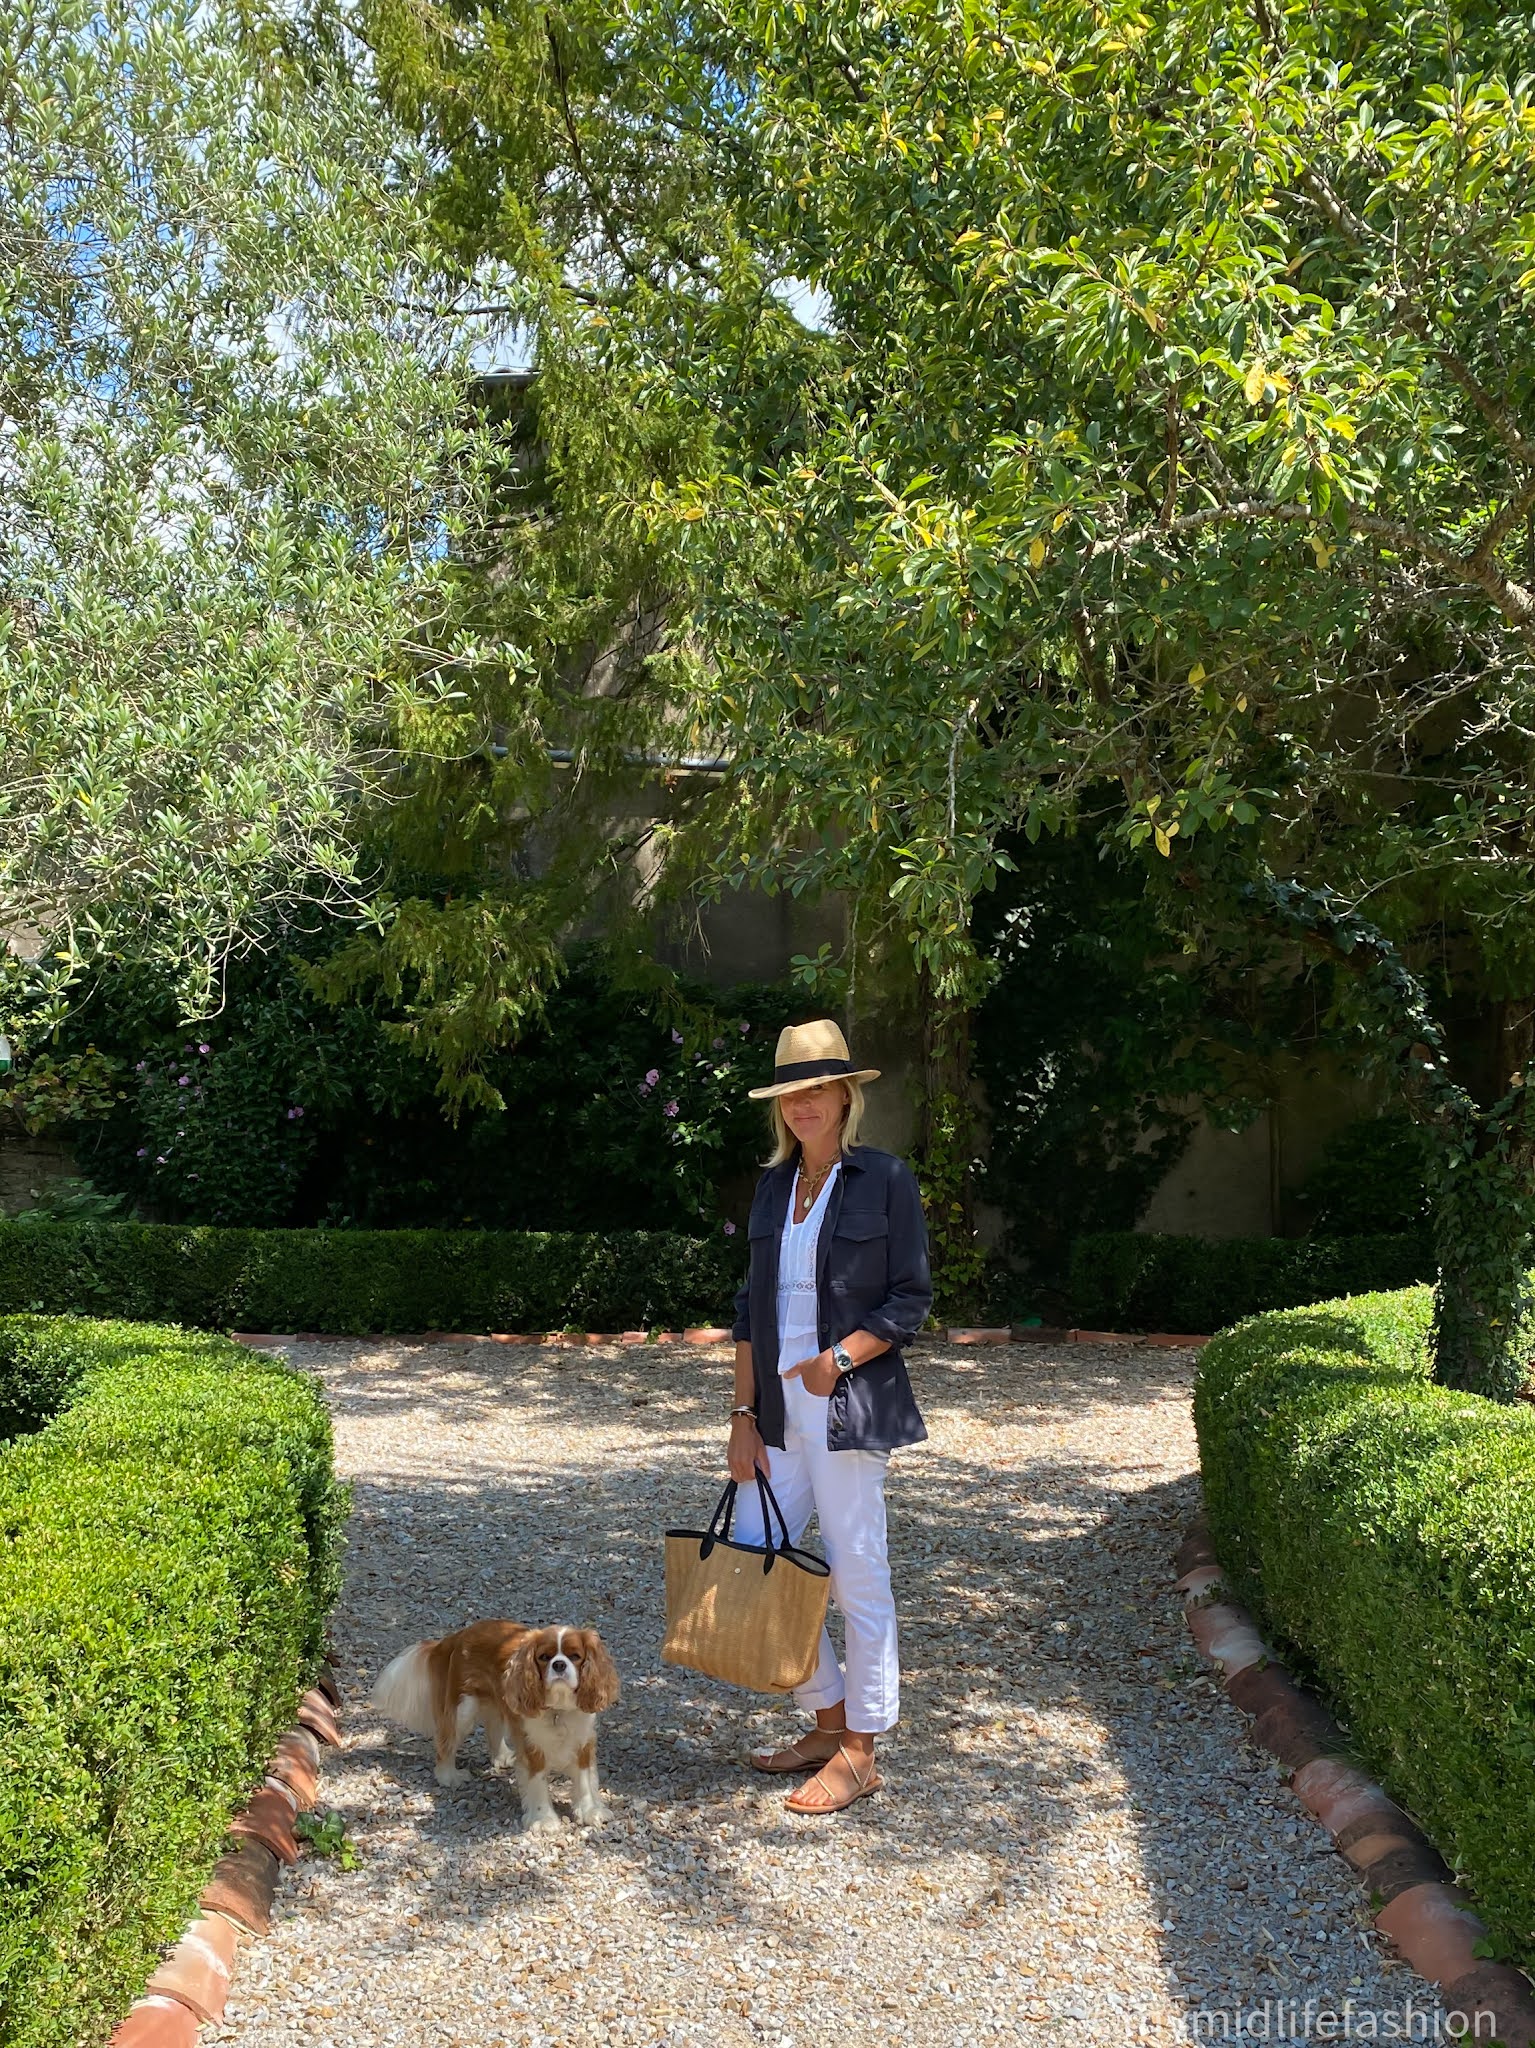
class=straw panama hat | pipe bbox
[748,1019,882,1100]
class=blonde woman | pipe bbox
[728,1019,932,1814]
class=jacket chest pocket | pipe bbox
[830,1212,888,1293]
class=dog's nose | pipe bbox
[550,1657,573,1676]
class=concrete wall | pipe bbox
[1136,1054,1380,1239]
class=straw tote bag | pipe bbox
[663,1475,832,1693]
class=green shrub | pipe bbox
[0,1219,746,1334]
[0,1316,345,2048]
[1068,1229,1433,1331]
[68,943,786,1233]
[1194,1291,1535,1961]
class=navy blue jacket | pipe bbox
[731,1146,932,1454]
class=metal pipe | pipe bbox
[487,743,733,775]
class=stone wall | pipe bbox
[0,1133,78,1217]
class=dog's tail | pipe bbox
[371,1642,437,1736]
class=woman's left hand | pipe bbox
[785,1349,841,1397]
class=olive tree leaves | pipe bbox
[0,0,495,1028]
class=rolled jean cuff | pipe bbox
[793,1674,847,1713]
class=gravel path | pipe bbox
[214,1338,1441,2048]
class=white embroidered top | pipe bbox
[775,1162,840,1378]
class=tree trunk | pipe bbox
[1235,872,1535,1398]
[1430,998,1535,1401]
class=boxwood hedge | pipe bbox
[1070,1229,1434,1332]
[0,1316,346,2048]
[1195,1290,1535,1959]
[0,1219,747,1335]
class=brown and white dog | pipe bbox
[371,1621,619,1831]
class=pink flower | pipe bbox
[643,1067,660,1088]
[671,1028,683,1044]
[136,1147,147,1158]
[739,1021,750,1035]
[287,1106,305,1120]
[711,1036,724,1049]
[723,1220,737,1236]
[663,1099,679,1117]
[197,1042,210,1055]
[177,1075,190,1087]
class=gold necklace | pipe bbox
[796,1156,836,1217]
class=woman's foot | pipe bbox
[784,1745,883,1814]
[749,1729,844,1775]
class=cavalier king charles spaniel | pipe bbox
[372,1620,619,1830]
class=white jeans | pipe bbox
[732,1371,900,1733]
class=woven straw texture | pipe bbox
[662,1525,830,1692]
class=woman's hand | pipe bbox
[784,1349,841,1398]
[727,1412,768,1483]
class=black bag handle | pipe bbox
[699,1472,794,1571]
[702,1478,738,1551]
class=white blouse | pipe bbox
[775,1163,840,1377]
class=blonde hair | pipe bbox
[765,1078,866,1166]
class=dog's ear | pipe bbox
[575,1630,620,1713]
[506,1634,548,1718]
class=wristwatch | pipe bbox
[831,1342,854,1376]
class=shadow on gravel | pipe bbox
[307,1338,1412,2028]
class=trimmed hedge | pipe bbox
[0,1220,747,1335]
[1069,1228,1434,1332]
[1195,1290,1535,1959]
[0,1316,346,2048]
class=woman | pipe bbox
[728,1018,932,1815]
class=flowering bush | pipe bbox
[125,994,353,1225]
[623,1019,772,1228]
[71,945,791,1233]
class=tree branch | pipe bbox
[1089,497,1535,642]
[543,18,646,287]
[1294,165,1535,472]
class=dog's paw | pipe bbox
[521,1809,563,1833]
[574,1798,613,1826]
[489,1742,515,1769]
[434,1764,470,1788]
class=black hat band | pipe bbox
[772,1057,855,1085]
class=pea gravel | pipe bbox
[212,1337,1444,2048]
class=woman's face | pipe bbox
[780,1080,849,1152]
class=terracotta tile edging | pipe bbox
[108,1663,342,2047]
[1176,1517,1535,2046]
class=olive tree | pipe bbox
[0,0,491,1030]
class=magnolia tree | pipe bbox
[0,0,491,1039]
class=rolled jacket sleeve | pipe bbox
[859,1160,932,1347]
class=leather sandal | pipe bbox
[749,1730,844,1775]
[784,1746,884,1815]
